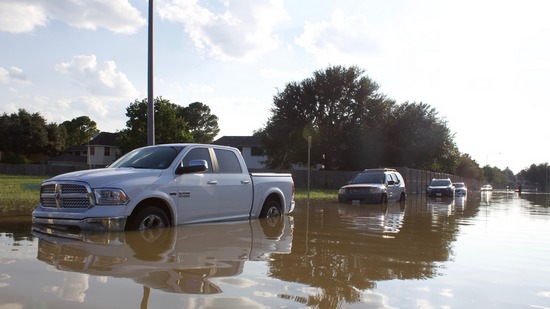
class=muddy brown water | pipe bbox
[1,191,549,308]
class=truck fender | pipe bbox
[126,190,178,226]
[254,187,287,217]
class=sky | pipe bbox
[1,0,549,174]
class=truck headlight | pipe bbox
[94,188,129,205]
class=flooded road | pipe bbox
[1,191,549,308]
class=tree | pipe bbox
[455,154,482,180]
[45,123,68,156]
[482,165,514,188]
[116,97,219,154]
[0,109,49,161]
[60,116,97,147]
[257,65,459,172]
[384,102,460,172]
[258,65,393,170]
[180,102,220,143]
[518,163,549,191]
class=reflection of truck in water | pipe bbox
[33,217,293,295]
[32,144,295,232]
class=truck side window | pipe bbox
[214,149,243,173]
[182,148,212,173]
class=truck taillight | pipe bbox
[292,184,295,199]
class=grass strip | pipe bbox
[0,175,45,215]
[0,175,339,216]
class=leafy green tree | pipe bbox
[258,65,392,170]
[518,163,549,191]
[60,116,97,147]
[455,154,482,180]
[117,97,219,154]
[384,102,459,172]
[45,123,68,156]
[482,165,514,188]
[0,109,49,161]
[180,102,220,143]
[257,65,459,172]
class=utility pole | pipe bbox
[147,0,155,145]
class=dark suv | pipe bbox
[426,178,455,197]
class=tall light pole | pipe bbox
[307,136,311,200]
[147,0,155,145]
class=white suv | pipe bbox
[338,168,407,204]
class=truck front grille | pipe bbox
[40,182,93,209]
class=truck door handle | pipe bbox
[207,180,218,185]
[241,180,250,184]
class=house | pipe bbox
[87,132,120,168]
[48,132,120,168]
[211,136,267,170]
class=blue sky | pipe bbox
[1,0,549,173]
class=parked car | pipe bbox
[338,168,406,204]
[454,182,467,196]
[426,178,455,197]
[480,184,493,191]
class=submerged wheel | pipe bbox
[127,206,170,231]
[380,194,388,204]
[399,193,406,202]
[260,199,282,220]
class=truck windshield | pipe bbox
[109,146,186,169]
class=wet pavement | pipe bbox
[1,191,549,308]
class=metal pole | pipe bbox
[147,0,155,145]
[308,136,311,200]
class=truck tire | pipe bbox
[260,199,282,220]
[127,206,170,231]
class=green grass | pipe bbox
[0,175,338,216]
[0,175,45,216]
[295,188,338,200]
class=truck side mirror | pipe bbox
[176,159,208,174]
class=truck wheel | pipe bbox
[127,206,170,231]
[380,194,388,204]
[260,199,282,220]
[399,193,406,202]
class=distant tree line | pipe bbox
[255,65,543,188]
[517,163,549,191]
[0,97,219,162]
[0,110,97,163]
[0,66,545,190]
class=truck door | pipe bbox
[175,147,220,224]
[213,148,253,220]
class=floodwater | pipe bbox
[1,191,549,308]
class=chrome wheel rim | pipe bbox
[139,214,166,230]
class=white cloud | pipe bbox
[55,55,139,98]
[156,0,290,61]
[0,0,145,34]
[0,66,31,85]
[295,9,382,65]
[0,2,47,33]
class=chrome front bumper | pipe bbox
[32,216,127,232]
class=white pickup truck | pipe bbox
[32,143,295,232]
